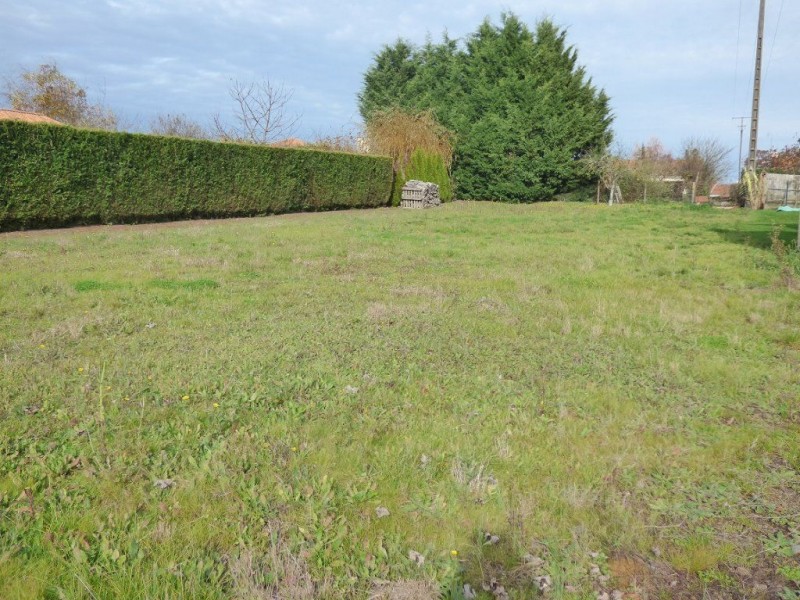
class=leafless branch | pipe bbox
[213,79,300,144]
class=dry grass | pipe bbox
[364,108,453,177]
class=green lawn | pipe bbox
[1,202,799,599]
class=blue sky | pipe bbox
[2,0,798,177]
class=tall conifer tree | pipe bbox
[359,14,612,201]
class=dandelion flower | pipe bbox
[182,395,190,401]
[39,344,45,349]
[450,550,458,557]
[78,367,84,373]
[291,447,298,452]
[212,402,220,408]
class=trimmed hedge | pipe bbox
[0,121,394,231]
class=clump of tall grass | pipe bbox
[771,226,800,289]
[743,170,766,210]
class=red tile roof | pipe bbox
[709,183,733,198]
[0,109,62,125]
[271,137,306,148]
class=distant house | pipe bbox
[709,183,734,203]
[0,108,62,125]
[658,175,688,200]
[692,183,737,207]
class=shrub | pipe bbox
[364,108,453,204]
[390,149,453,205]
[0,121,393,231]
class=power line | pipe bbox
[765,0,785,79]
[732,0,743,112]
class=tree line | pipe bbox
[11,14,789,204]
[359,13,613,202]
[2,63,299,144]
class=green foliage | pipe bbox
[390,149,453,205]
[0,121,393,231]
[757,139,800,174]
[364,108,453,204]
[359,14,612,202]
[4,63,118,129]
[408,149,453,202]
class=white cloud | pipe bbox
[1,0,797,156]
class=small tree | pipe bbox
[213,79,300,144]
[679,137,731,195]
[581,151,628,205]
[150,113,208,139]
[3,63,117,129]
[628,138,684,200]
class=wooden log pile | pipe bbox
[400,180,441,208]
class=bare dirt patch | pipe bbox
[369,579,439,600]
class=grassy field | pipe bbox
[1,202,799,599]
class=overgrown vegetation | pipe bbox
[364,108,453,204]
[581,137,733,204]
[1,203,798,599]
[771,225,800,289]
[359,14,612,202]
[758,139,800,174]
[0,121,393,231]
[744,169,768,210]
[149,113,208,140]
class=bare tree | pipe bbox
[150,113,208,139]
[213,79,300,144]
[680,137,731,195]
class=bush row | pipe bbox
[0,122,394,231]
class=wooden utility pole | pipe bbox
[747,0,766,172]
